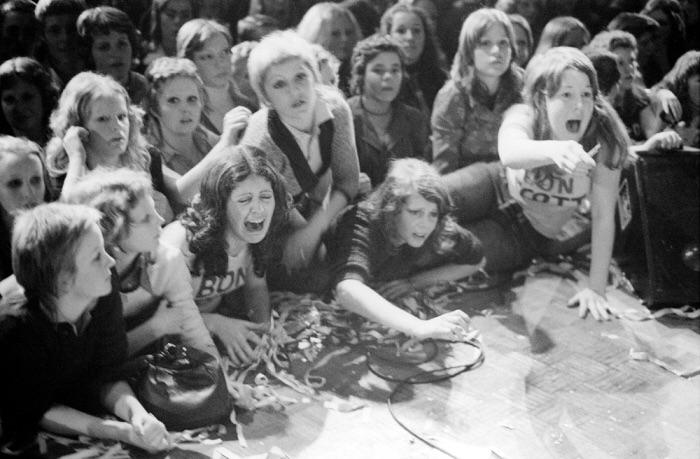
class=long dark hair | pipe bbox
[180,145,291,277]
[0,57,59,141]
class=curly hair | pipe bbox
[45,72,150,179]
[76,6,142,69]
[0,57,59,140]
[61,167,152,252]
[365,158,458,255]
[142,56,205,147]
[350,34,405,96]
[641,0,686,63]
[524,47,629,170]
[379,2,447,72]
[180,145,292,278]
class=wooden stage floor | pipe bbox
[160,274,700,459]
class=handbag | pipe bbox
[126,335,232,431]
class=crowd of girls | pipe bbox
[0,0,698,453]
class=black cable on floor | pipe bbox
[366,339,485,458]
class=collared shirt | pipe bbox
[431,68,523,174]
[347,96,430,187]
[281,97,334,175]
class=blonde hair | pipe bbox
[62,167,152,250]
[296,2,361,58]
[46,72,149,178]
[247,30,320,106]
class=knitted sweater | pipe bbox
[241,86,359,206]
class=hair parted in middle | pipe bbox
[366,158,458,255]
[523,47,629,169]
[45,71,150,178]
[0,57,60,139]
[451,7,518,82]
[180,145,292,278]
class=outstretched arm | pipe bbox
[498,105,596,174]
[336,279,470,341]
[376,259,486,301]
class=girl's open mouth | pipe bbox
[244,220,265,232]
[565,120,581,133]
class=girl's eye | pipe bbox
[408,209,420,215]
[295,72,308,82]
[30,176,42,186]
[98,116,109,122]
[118,40,129,49]
[117,113,128,121]
[167,96,179,104]
[238,197,252,204]
[583,91,593,99]
[429,211,439,219]
[97,43,110,52]
[7,179,21,189]
[272,80,285,89]
[412,27,422,36]
[261,193,273,200]
[187,96,199,103]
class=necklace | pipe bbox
[361,97,392,117]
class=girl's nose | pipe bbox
[104,252,116,269]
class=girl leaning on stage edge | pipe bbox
[329,158,485,341]
[497,47,629,320]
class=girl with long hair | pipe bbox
[330,158,484,340]
[161,146,292,366]
[0,57,59,145]
[379,2,448,120]
[449,47,631,321]
[431,8,524,173]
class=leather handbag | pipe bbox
[127,335,232,431]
